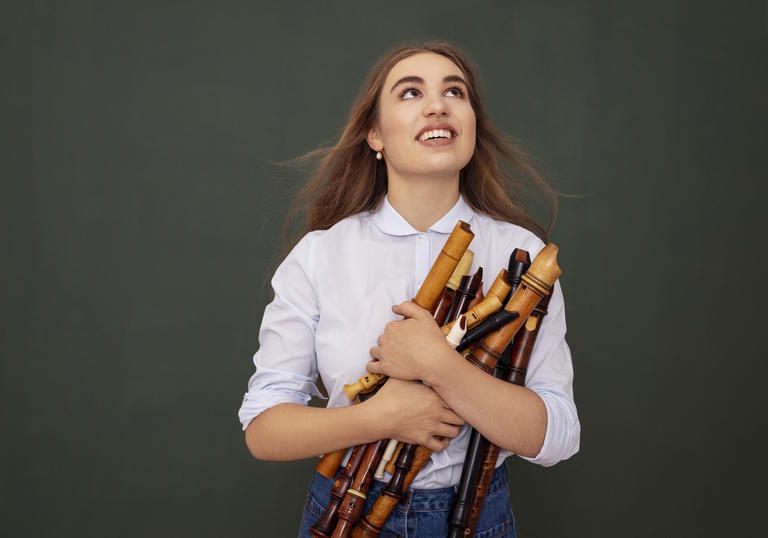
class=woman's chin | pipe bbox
[407,167,462,180]
[387,156,467,181]
[417,160,467,179]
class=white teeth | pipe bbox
[419,129,454,142]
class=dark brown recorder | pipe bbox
[447,249,530,537]
[330,439,388,538]
[444,267,483,323]
[433,250,475,327]
[311,388,384,538]
[311,444,368,538]
[354,244,561,538]
[461,292,552,536]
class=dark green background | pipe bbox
[2,1,766,536]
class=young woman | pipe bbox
[238,41,580,537]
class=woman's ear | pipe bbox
[366,127,383,152]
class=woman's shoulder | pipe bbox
[295,211,373,247]
[284,211,374,263]
[471,211,546,256]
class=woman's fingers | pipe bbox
[441,409,466,427]
[424,436,451,452]
[391,301,433,321]
[366,358,383,375]
[435,423,462,439]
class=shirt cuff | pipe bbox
[238,366,325,431]
[517,389,580,467]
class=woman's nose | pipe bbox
[422,94,449,117]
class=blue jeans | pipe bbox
[298,464,516,537]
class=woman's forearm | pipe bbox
[426,348,547,458]
[245,376,469,460]
[245,401,381,461]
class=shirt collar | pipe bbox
[371,193,475,236]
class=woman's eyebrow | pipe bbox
[390,75,468,93]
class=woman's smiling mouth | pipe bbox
[416,124,458,147]
[418,128,454,142]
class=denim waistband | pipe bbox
[309,462,509,513]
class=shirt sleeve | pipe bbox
[237,234,325,431]
[516,278,581,466]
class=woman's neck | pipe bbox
[386,172,460,233]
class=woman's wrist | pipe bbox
[355,391,392,442]
[422,346,463,388]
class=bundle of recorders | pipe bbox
[309,220,561,538]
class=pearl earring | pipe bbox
[376,150,383,161]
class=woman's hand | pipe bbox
[367,301,454,383]
[363,378,465,452]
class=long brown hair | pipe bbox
[279,40,557,257]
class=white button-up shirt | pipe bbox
[238,194,580,488]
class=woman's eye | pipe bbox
[401,88,420,99]
[446,86,464,97]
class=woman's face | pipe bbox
[370,52,476,180]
